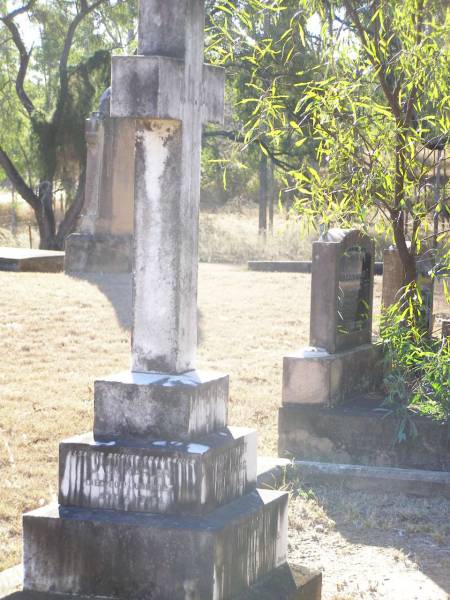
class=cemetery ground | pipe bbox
[0,263,449,599]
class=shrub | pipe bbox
[380,285,450,442]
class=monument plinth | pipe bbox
[280,229,381,410]
[19,1,321,599]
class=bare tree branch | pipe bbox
[0,146,39,210]
[53,0,108,130]
[1,1,36,116]
[404,0,425,128]
[342,0,403,123]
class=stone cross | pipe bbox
[111,0,224,374]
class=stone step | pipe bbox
[59,427,257,515]
[23,489,288,600]
[94,370,229,441]
[1,563,322,600]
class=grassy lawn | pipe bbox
[0,264,448,599]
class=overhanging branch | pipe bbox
[203,129,299,171]
[1,1,36,116]
[0,146,39,210]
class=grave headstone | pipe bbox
[310,229,374,353]
[64,93,135,273]
[442,319,450,340]
[281,229,381,408]
[19,2,321,599]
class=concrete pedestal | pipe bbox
[278,403,450,469]
[23,490,289,600]
[94,370,229,441]
[21,366,320,599]
[282,344,382,407]
[58,428,257,515]
[3,564,321,600]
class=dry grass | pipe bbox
[0,264,448,598]
[0,193,40,250]
[288,483,450,599]
[0,266,382,571]
[199,207,313,263]
[0,198,313,262]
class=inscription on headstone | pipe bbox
[337,246,372,337]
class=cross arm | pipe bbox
[111,56,224,125]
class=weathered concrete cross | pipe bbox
[111,0,224,374]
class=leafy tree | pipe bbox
[207,0,320,232]
[212,0,450,289]
[0,0,135,249]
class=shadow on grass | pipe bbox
[68,273,133,331]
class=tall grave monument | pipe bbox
[279,229,382,457]
[19,2,321,599]
[65,95,135,273]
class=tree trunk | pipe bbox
[35,181,59,249]
[10,186,17,235]
[259,153,268,236]
[268,159,274,233]
[391,210,417,286]
[55,167,86,248]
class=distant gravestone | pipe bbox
[19,2,320,599]
[416,261,435,334]
[64,92,135,273]
[281,229,381,408]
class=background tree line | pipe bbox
[208,0,450,290]
[0,0,449,294]
[0,0,136,248]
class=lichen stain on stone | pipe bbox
[205,441,247,506]
[213,502,281,598]
[61,449,204,513]
[183,578,200,600]
[188,383,228,436]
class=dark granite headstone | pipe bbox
[310,229,375,353]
